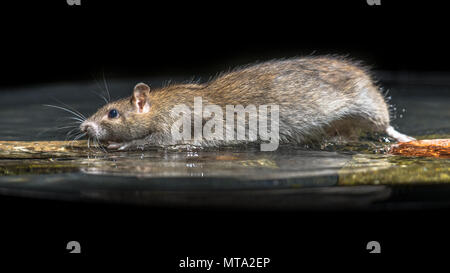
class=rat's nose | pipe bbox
[80,122,89,133]
[80,121,98,137]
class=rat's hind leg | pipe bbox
[386,126,415,142]
[350,83,415,142]
[326,85,415,142]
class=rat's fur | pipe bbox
[80,56,414,150]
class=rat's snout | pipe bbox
[80,121,100,138]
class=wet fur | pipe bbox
[81,56,411,150]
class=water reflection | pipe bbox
[0,79,449,208]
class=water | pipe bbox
[0,75,449,209]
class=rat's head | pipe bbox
[80,83,153,143]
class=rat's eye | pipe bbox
[108,109,119,119]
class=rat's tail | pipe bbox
[386,126,416,142]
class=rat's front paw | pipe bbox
[107,140,146,151]
[107,141,131,150]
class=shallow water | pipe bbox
[0,75,449,209]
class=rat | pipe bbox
[80,56,415,151]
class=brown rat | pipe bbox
[80,56,415,151]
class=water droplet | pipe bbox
[402,108,406,112]
[399,114,403,118]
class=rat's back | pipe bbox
[81,56,415,151]
[205,56,393,143]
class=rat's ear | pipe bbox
[131,82,151,113]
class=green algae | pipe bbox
[339,154,450,185]
[0,159,81,175]
[0,139,449,186]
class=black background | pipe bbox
[1,0,449,88]
[1,0,450,270]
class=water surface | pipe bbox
[0,75,449,209]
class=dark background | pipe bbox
[1,0,448,88]
[1,0,449,268]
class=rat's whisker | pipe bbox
[92,137,99,149]
[91,70,111,104]
[37,124,78,137]
[74,132,86,140]
[89,90,109,104]
[102,71,111,102]
[48,97,87,120]
[65,117,85,123]
[52,98,87,120]
[66,133,79,142]
[92,137,105,153]
[56,117,84,125]
[66,126,79,135]
[55,117,84,132]
[56,121,83,127]
[67,116,84,121]
[66,128,78,138]
[101,142,108,153]
[97,137,108,153]
[70,132,86,149]
[44,104,86,121]
[56,125,80,131]
[65,127,81,141]
[94,138,106,154]
[38,121,82,140]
